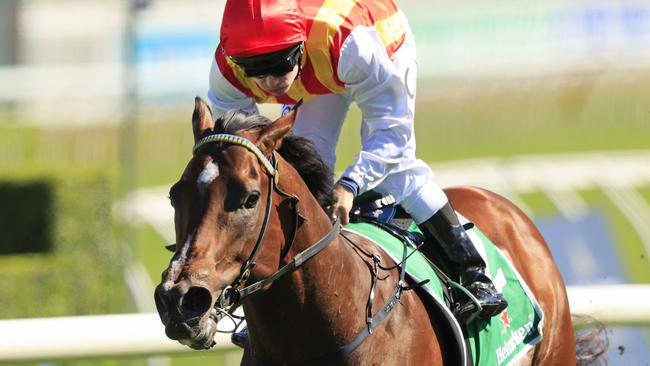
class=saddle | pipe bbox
[348,191,544,366]
[350,191,462,309]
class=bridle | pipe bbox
[190,132,414,366]
[192,133,340,318]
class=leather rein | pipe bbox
[192,133,411,366]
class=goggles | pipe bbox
[230,43,303,78]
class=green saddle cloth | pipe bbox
[344,215,543,366]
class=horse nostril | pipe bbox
[181,286,213,319]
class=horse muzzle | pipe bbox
[154,281,219,349]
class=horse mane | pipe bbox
[215,109,336,208]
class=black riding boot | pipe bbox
[418,202,508,322]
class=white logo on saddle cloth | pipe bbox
[495,319,535,364]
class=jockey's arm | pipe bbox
[208,58,259,119]
[337,28,414,196]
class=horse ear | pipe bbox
[192,97,214,141]
[259,100,302,152]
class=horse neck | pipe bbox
[243,159,371,361]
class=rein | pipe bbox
[193,133,413,366]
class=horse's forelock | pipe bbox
[217,110,272,134]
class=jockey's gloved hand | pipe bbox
[329,182,355,225]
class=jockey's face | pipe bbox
[252,64,299,96]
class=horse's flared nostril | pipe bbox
[181,286,213,319]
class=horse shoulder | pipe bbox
[338,230,444,365]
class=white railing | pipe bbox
[1,285,649,362]
[567,284,650,326]
[0,312,232,361]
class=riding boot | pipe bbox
[418,202,508,321]
[231,325,248,348]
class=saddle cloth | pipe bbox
[343,215,544,366]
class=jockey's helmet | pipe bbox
[220,0,306,57]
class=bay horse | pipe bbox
[154,98,580,365]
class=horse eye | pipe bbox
[244,192,260,209]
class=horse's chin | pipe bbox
[164,312,218,350]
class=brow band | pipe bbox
[193,133,278,182]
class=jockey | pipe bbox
[209,0,507,342]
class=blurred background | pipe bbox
[1,0,649,365]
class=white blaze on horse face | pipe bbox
[164,230,195,290]
[198,162,219,197]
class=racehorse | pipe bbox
[154,97,585,365]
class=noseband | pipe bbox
[193,133,340,316]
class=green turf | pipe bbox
[2,73,649,188]
[516,191,560,218]
[135,225,174,283]
[335,76,650,171]
[578,189,650,283]
[639,186,650,205]
[166,349,243,366]
[4,350,238,366]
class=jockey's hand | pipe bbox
[329,183,355,225]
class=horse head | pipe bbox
[154,97,304,349]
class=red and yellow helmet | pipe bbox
[220,0,307,58]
